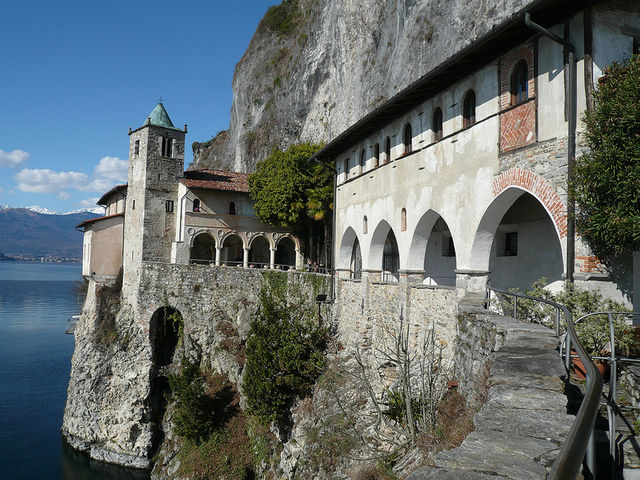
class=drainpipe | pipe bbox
[525,12,576,283]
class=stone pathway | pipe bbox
[407,315,575,480]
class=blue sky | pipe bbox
[0,0,278,212]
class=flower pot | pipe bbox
[572,354,608,381]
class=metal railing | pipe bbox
[562,311,640,479]
[486,284,603,480]
[188,258,331,273]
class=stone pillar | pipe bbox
[455,269,490,305]
[215,246,221,266]
[295,249,304,270]
[269,248,276,269]
[634,251,640,313]
[243,247,249,268]
[398,269,424,284]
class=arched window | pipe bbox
[463,90,476,128]
[192,199,200,212]
[229,202,236,215]
[384,136,391,163]
[510,60,528,105]
[363,215,368,234]
[401,208,407,232]
[403,123,412,154]
[359,149,366,173]
[373,143,380,168]
[432,108,443,141]
[382,230,400,283]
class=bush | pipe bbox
[168,358,216,443]
[571,53,640,259]
[261,0,301,36]
[506,279,633,355]
[243,272,327,426]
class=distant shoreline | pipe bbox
[0,258,81,264]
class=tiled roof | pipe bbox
[180,170,250,193]
[76,212,124,229]
[97,184,127,206]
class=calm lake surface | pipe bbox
[0,262,149,480]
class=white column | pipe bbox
[295,249,303,270]
[269,248,276,269]
[215,246,222,266]
[243,247,249,268]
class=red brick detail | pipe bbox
[500,101,536,152]
[575,255,605,274]
[499,42,535,109]
[492,168,567,238]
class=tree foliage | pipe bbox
[571,53,640,259]
[243,273,327,426]
[248,143,329,228]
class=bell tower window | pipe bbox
[161,137,173,157]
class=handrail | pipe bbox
[487,284,604,480]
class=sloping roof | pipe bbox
[76,212,124,229]
[97,184,127,206]
[180,170,250,193]
[148,103,175,129]
[312,0,601,163]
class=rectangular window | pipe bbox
[161,137,173,157]
[165,200,174,213]
[134,140,140,155]
[505,232,518,256]
[132,199,136,210]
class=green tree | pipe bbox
[571,53,640,260]
[248,143,333,265]
[243,273,327,426]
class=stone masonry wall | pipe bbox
[63,263,330,469]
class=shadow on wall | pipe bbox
[488,193,563,291]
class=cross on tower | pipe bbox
[157,96,164,104]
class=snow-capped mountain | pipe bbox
[26,205,59,215]
[64,206,105,215]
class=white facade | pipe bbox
[326,5,640,307]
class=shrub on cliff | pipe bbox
[243,272,327,426]
[168,359,216,443]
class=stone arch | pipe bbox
[368,220,401,274]
[275,236,296,269]
[407,210,457,286]
[275,233,301,252]
[148,305,183,455]
[338,226,359,269]
[248,234,271,267]
[189,231,216,264]
[220,233,244,266]
[470,185,565,290]
[492,168,567,238]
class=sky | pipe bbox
[0,0,279,213]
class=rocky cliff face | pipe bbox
[191,0,535,173]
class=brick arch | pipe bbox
[492,168,567,238]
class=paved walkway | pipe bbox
[407,315,575,480]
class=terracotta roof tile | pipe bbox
[180,170,250,193]
[76,212,124,229]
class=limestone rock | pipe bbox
[191,0,539,172]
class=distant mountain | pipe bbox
[0,253,16,261]
[0,207,101,259]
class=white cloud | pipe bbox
[93,156,128,182]
[78,197,100,207]
[16,169,90,194]
[14,154,127,197]
[0,149,29,168]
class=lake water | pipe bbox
[0,262,149,480]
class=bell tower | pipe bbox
[123,103,187,286]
